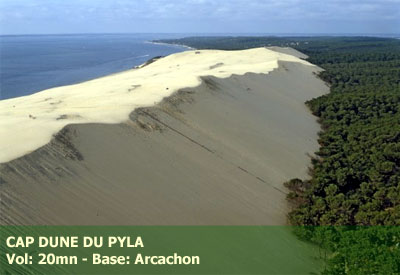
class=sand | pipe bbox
[0,48,328,225]
[266,47,309,59]
[0,47,312,164]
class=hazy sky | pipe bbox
[0,0,399,35]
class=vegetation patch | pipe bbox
[157,36,400,273]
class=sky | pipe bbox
[0,0,399,35]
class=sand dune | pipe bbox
[0,48,328,225]
[0,48,312,164]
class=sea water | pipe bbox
[0,34,187,100]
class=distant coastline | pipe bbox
[0,34,188,100]
[146,40,196,50]
[0,47,327,227]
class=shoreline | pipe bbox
[146,40,196,50]
[0,47,313,164]
[0,54,328,225]
[0,37,190,101]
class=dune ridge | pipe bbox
[0,50,328,225]
[0,48,313,163]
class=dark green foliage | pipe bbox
[294,226,400,275]
[155,36,400,55]
[292,38,400,274]
[288,41,400,227]
[157,36,400,273]
[292,91,400,226]
[287,39,400,273]
[323,227,400,274]
[156,36,308,50]
[158,36,400,226]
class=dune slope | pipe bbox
[0,48,312,164]
[0,54,328,225]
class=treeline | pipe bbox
[287,38,400,226]
[156,36,400,53]
[155,36,308,50]
[157,36,400,274]
[286,38,400,274]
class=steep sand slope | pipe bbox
[0,59,328,225]
[266,47,308,59]
[0,48,312,163]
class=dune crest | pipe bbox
[0,55,328,225]
[0,48,313,163]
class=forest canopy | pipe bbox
[157,36,400,274]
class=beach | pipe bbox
[0,47,328,225]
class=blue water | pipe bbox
[0,34,187,100]
[2,33,398,100]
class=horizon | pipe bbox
[1,32,399,37]
[1,0,399,35]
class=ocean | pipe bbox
[0,34,188,100]
[2,33,398,100]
